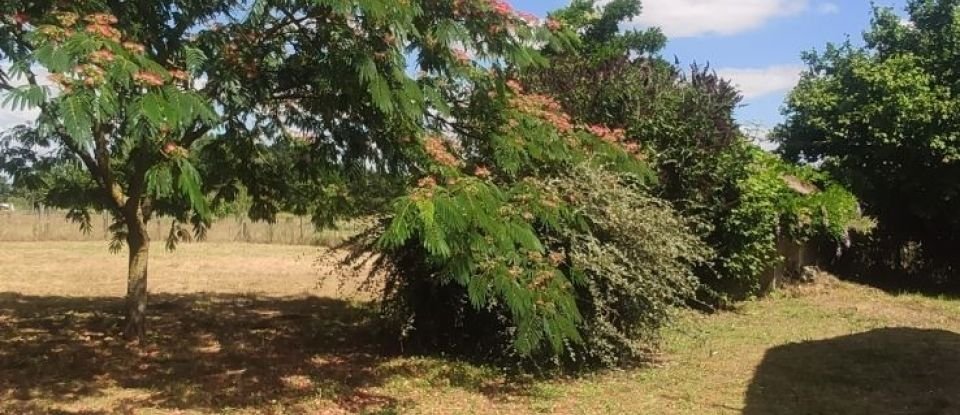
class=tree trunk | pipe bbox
[123,223,150,342]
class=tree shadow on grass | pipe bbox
[743,328,960,415]
[0,292,408,414]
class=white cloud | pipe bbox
[0,107,39,130]
[817,2,840,14]
[716,64,804,99]
[623,0,810,38]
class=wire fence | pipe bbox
[0,209,359,246]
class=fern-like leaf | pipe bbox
[60,95,94,143]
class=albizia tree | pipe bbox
[193,0,577,225]
[358,75,711,365]
[1,10,217,340]
[0,0,540,340]
[0,0,579,343]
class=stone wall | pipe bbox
[760,236,825,294]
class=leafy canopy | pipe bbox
[525,0,866,303]
[189,0,576,226]
[328,4,708,361]
[1,9,217,247]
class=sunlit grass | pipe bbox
[2,242,959,414]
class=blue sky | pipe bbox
[515,0,907,137]
[1,1,907,134]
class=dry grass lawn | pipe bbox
[0,241,354,297]
[2,241,960,414]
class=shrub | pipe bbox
[523,1,867,305]
[339,78,708,367]
[353,162,708,367]
[542,164,710,365]
[710,147,869,299]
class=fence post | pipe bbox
[102,211,109,241]
[34,204,43,241]
[299,216,305,244]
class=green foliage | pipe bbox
[344,54,706,365]
[377,176,584,357]
[524,2,754,302]
[2,84,49,111]
[549,0,665,57]
[524,0,867,303]
[189,0,571,227]
[774,0,960,279]
[708,148,782,297]
[713,147,867,296]
[1,10,217,249]
[542,164,709,365]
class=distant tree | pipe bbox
[774,0,960,279]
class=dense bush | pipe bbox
[521,2,755,302]
[712,147,869,295]
[542,164,709,365]
[522,0,866,304]
[330,1,868,367]
[341,75,708,366]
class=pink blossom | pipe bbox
[474,165,492,179]
[491,0,513,17]
[518,12,539,26]
[417,176,438,189]
[546,18,562,31]
[133,71,165,87]
[452,48,471,64]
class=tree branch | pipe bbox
[8,27,128,213]
[182,124,212,149]
[92,123,121,202]
[57,130,126,211]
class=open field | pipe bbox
[0,242,360,298]
[2,241,960,414]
